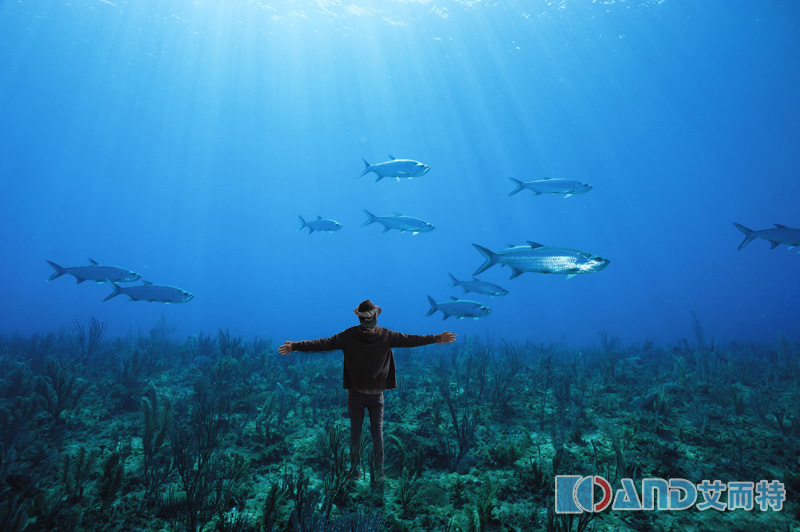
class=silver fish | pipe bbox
[473,242,610,279]
[362,210,435,234]
[297,215,343,234]
[359,155,431,182]
[508,177,592,198]
[103,281,194,303]
[425,295,491,320]
[447,273,508,297]
[734,223,800,251]
[46,259,141,284]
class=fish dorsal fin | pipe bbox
[316,215,323,220]
[142,280,153,285]
[542,176,552,180]
[472,277,481,281]
[527,241,544,248]
[393,212,403,216]
[89,258,99,265]
[775,224,787,228]
[450,296,460,301]
[508,243,516,248]
[388,154,396,160]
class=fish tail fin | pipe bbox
[362,209,377,227]
[425,295,438,317]
[446,273,458,289]
[46,260,65,281]
[472,244,497,275]
[297,215,314,234]
[102,280,122,302]
[508,177,524,196]
[358,159,372,178]
[733,223,757,250]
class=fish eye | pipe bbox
[594,257,603,262]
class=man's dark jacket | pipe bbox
[291,326,439,390]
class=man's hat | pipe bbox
[354,300,381,329]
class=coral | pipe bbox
[74,317,106,361]
[97,451,124,510]
[34,359,89,423]
[61,446,97,501]
[141,382,173,500]
[167,392,229,531]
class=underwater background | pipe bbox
[1,1,799,531]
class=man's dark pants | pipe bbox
[347,390,384,478]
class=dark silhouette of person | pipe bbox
[278,299,456,483]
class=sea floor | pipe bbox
[0,328,798,531]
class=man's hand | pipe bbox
[278,341,293,355]
[439,331,457,343]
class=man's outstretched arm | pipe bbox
[388,330,457,348]
[278,335,341,355]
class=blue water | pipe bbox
[1,0,798,347]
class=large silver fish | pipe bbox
[425,295,491,320]
[362,210,435,234]
[508,177,592,198]
[103,281,194,303]
[46,259,141,284]
[473,242,610,279]
[734,223,800,251]
[447,273,508,297]
[359,155,431,182]
[297,215,343,234]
